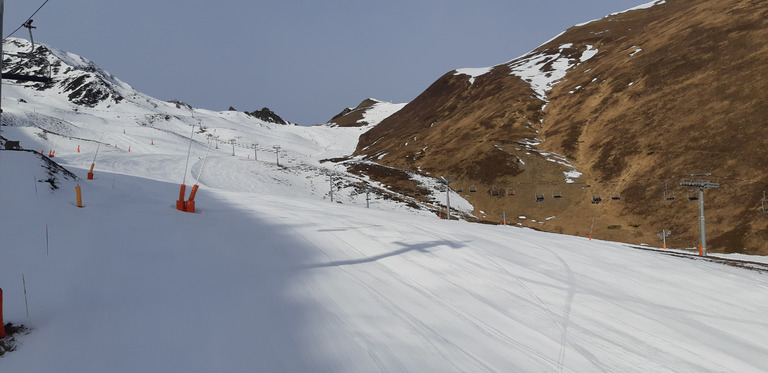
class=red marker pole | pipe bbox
[0,288,6,339]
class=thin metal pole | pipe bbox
[329,175,333,202]
[181,126,196,185]
[0,0,4,141]
[446,182,451,220]
[274,145,280,166]
[698,187,707,256]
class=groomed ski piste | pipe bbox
[2,37,768,372]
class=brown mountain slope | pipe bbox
[354,0,768,254]
[328,98,382,127]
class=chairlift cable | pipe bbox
[3,0,51,40]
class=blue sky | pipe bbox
[5,0,649,125]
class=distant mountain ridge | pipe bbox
[3,38,293,124]
[353,0,768,254]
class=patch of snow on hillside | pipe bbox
[454,67,493,84]
[358,100,407,127]
[507,44,598,102]
[580,45,598,62]
[564,170,583,184]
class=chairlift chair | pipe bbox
[687,189,699,201]
[490,189,500,197]
[506,188,516,196]
[469,185,477,193]
[552,189,563,199]
[664,190,676,201]
[591,193,602,204]
[535,193,545,202]
[610,190,621,200]
[456,185,464,193]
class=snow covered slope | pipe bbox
[1,38,450,213]
[2,36,768,372]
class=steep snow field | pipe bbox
[2,37,768,372]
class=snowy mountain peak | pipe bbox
[327,98,406,128]
[4,38,131,107]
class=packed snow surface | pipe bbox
[1,37,768,372]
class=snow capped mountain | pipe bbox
[0,37,463,215]
[326,98,406,128]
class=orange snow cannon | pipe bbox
[176,184,187,211]
[184,184,199,213]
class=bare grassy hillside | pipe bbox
[354,0,768,254]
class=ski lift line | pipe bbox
[3,0,51,40]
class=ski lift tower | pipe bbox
[440,176,455,220]
[680,174,719,256]
[1,4,54,140]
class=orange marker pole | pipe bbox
[76,185,84,208]
[699,244,703,256]
[77,145,80,153]
[87,163,95,180]
[0,288,5,339]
